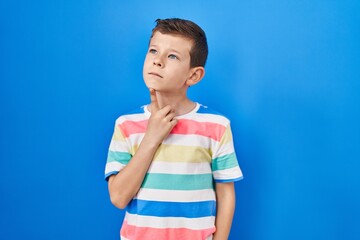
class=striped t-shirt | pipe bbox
[105,103,243,240]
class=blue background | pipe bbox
[1,0,359,239]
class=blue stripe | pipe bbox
[126,199,216,218]
[215,176,244,183]
[104,171,119,181]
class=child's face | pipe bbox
[143,31,194,93]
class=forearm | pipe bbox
[108,88,178,209]
[213,182,236,240]
[108,135,160,209]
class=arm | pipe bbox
[213,182,236,240]
[108,89,177,209]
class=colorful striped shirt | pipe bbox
[105,103,243,240]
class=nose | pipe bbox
[153,56,163,67]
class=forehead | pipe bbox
[150,32,193,55]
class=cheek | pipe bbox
[143,72,155,88]
[143,55,150,66]
[143,57,152,73]
[143,76,152,89]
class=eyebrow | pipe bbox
[149,45,184,56]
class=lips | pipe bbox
[148,72,163,78]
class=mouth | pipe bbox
[148,72,163,78]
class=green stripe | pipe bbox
[142,173,214,190]
[107,151,132,165]
[212,153,238,171]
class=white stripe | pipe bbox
[120,237,129,240]
[124,212,215,230]
[115,106,229,125]
[109,140,128,152]
[206,235,213,240]
[189,113,229,125]
[213,166,243,180]
[147,161,211,174]
[135,188,216,202]
[164,134,214,148]
[105,161,125,175]
[212,142,235,159]
[125,133,144,146]
[116,113,147,124]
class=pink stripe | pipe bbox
[171,119,225,141]
[119,119,226,141]
[121,220,215,240]
[119,120,148,138]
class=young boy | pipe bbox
[105,18,243,240]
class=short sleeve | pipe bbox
[104,121,132,181]
[211,123,243,183]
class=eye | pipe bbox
[149,49,157,54]
[168,54,178,60]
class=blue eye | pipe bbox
[149,49,157,54]
[168,54,178,60]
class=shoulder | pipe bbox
[114,105,148,125]
[197,104,226,116]
[194,103,231,126]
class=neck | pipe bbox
[151,91,195,116]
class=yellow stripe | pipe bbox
[112,125,126,141]
[131,144,212,163]
[220,125,232,145]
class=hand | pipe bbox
[145,88,178,145]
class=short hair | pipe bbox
[150,18,208,68]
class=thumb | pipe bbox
[149,88,160,112]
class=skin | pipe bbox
[108,31,236,240]
[143,32,204,114]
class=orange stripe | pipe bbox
[121,220,215,240]
[119,119,226,141]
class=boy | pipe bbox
[105,18,243,240]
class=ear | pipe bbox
[186,67,205,86]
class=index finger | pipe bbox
[149,88,160,112]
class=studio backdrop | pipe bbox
[1,0,359,239]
